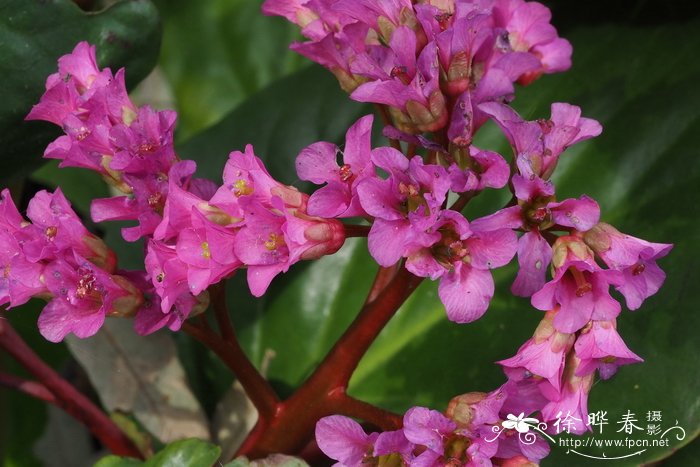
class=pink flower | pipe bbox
[531,236,622,333]
[145,239,198,317]
[584,223,672,310]
[176,210,241,295]
[357,151,450,267]
[447,147,510,193]
[406,210,517,323]
[0,189,25,232]
[574,320,643,379]
[109,105,178,175]
[296,114,375,218]
[493,0,573,79]
[234,197,344,297]
[351,41,448,133]
[315,415,379,466]
[23,189,116,271]
[210,145,305,218]
[480,101,602,179]
[38,254,142,342]
[540,355,594,435]
[0,230,46,309]
[403,406,457,464]
[499,311,574,394]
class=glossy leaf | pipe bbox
[153,0,306,141]
[0,0,161,183]
[95,438,221,467]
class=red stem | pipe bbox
[343,224,371,238]
[182,292,280,421]
[0,318,142,458]
[0,372,55,404]
[240,265,423,457]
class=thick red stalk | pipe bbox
[238,265,423,457]
[182,286,280,421]
[0,319,142,458]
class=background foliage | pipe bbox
[1,0,699,466]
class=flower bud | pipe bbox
[550,235,594,270]
[299,217,346,260]
[446,392,487,427]
[83,234,118,273]
[582,222,615,254]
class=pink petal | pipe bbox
[549,195,600,231]
[512,231,553,297]
[315,415,371,465]
[295,141,340,184]
[367,219,412,267]
[438,263,494,323]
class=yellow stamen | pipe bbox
[201,242,211,260]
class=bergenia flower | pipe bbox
[296,114,375,218]
[406,210,517,323]
[479,101,602,179]
[574,320,643,379]
[38,254,142,342]
[492,0,573,80]
[584,222,673,310]
[23,189,116,272]
[540,354,594,435]
[357,151,450,267]
[315,415,379,466]
[0,230,47,309]
[531,236,622,333]
[498,310,574,394]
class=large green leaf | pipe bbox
[0,0,161,184]
[152,0,306,141]
[95,438,221,467]
[179,18,700,466]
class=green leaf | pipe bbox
[94,456,143,467]
[144,439,220,467]
[178,65,370,185]
[95,438,221,467]
[0,0,161,184]
[153,0,306,141]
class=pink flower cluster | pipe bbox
[0,188,145,342]
[261,0,674,464]
[264,0,571,138]
[317,386,549,466]
[21,42,346,338]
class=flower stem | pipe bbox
[343,224,371,238]
[0,372,55,404]
[238,265,423,457]
[182,286,280,421]
[0,318,142,458]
